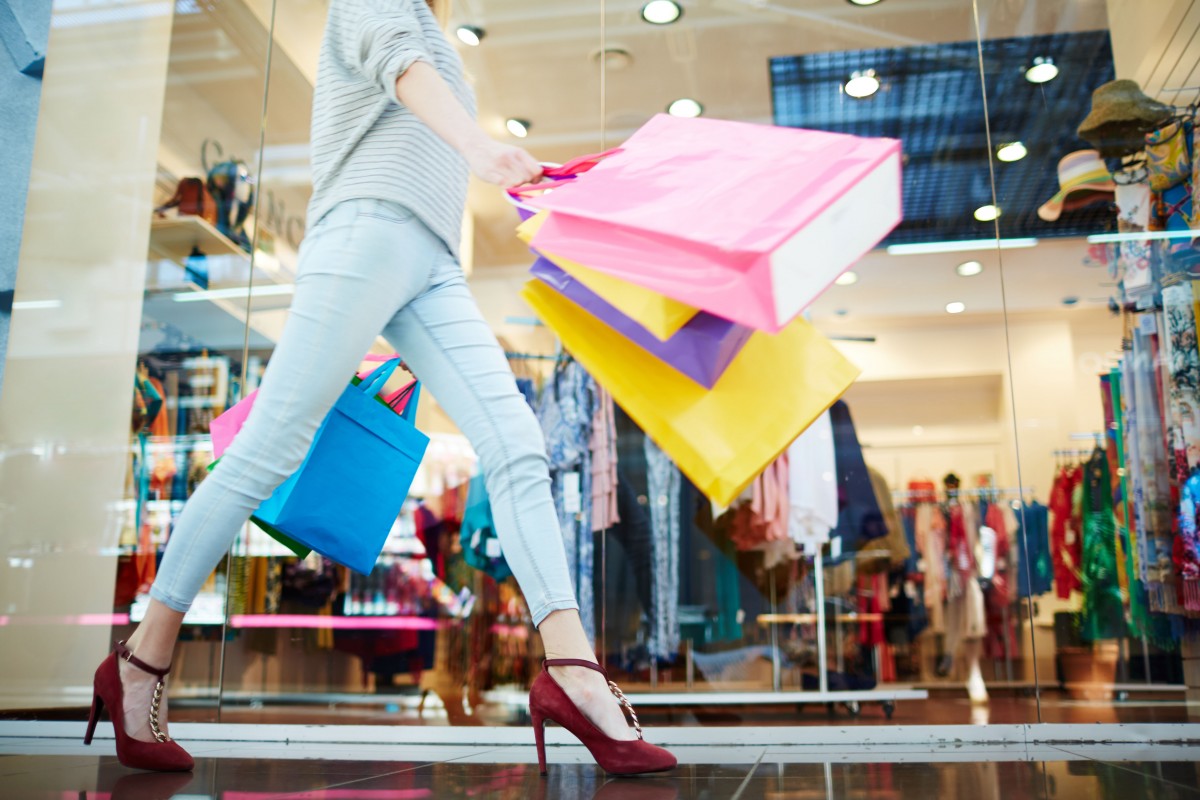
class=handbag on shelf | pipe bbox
[155,177,218,227]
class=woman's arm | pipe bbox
[395,62,543,188]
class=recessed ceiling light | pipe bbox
[642,0,682,25]
[1024,56,1058,84]
[956,260,984,277]
[455,25,485,46]
[945,301,966,314]
[835,271,859,286]
[845,69,880,99]
[996,141,1028,162]
[974,204,1001,222]
[505,118,530,138]
[667,98,703,118]
[847,0,884,5]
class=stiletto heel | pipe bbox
[83,692,103,745]
[527,658,676,776]
[87,640,194,772]
[531,707,548,775]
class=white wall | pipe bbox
[0,1,175,709]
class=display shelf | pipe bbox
[149,216,246,265]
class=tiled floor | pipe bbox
[2,738,1199,799]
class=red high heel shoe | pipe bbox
[83,641,194,772]
[529,658,676,776]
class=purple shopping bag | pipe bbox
[530,258,752,388]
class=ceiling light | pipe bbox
[642,0,682,25]
[974,204,1001,222]
[455,25,485,46]
[847,0,884,5]
[667,98,703,118]
[956,260,984,277]
[845,69,880,99]
[1024,56,1058,84]
[945,301,966,314]
[505,118,530,138]
[996,141,1027,162]
[835,271,859,286]
[887,238,1037,256]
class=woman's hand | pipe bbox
[464,139,543,188]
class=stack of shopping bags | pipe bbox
[512,114,902,505]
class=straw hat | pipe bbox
[1038,150,1116,222]
[1078,80,1174,157]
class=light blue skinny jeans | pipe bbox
[150,199,580,626]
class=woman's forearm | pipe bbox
[394,62,488,156]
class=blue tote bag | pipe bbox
[253,358,429,574]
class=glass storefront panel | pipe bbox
[592,0,1040,725]
[0,0,277,722]
[6,0,1199,735]
[982,0,1200,722]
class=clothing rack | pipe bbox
[504,351,557,362]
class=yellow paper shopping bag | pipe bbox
[521,279,860,505]
[518,212,699,340]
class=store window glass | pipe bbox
[981,0,1200,722]
[587,0,1040,726]
[0,0,277,721]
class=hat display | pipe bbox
[1038,149,1117,222]
[1077,79,1174,157]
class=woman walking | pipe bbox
[85,0,675,777]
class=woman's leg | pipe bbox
[121,201,442,741]
[380,259,637,741]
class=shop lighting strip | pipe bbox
[1086,230,1199,244]
[885,238,1038,256]
[173,285,295,302]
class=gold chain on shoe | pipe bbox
[149,680,172,743]
[607,680,643,741]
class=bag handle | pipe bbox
[506,148,623,199]
[358,358,402,396]
[358,358,421,422]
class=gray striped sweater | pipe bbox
[307,0,474,257]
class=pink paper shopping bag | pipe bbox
[529,115,903,332]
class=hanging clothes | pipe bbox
[645,437,681,661]
[1128,319,1176,608]
[538,359,597,642]
[828,401,887,554]
[1161,279,1200,479]
[1080,447,1127,641]
[982,501,1015,660]
[914,502,948,634]
[861,467,910,573]
[786,410,838,548]
[1049,465,1084,598]
[1016,502,1054,597]
[589,387,620,533]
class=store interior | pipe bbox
[2,0,1199,733]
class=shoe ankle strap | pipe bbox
[544,658,608,679]
[115,640,172,679]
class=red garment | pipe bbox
[1049,466,1083,598]
[983,503,1015,659]
[948,504,974,584]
